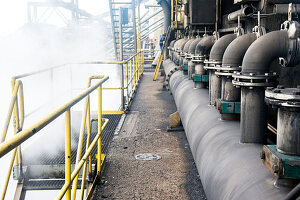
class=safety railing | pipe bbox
[0,75,109,200]
[0,50,148,200]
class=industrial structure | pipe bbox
[0,0,300,199]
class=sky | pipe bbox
[0,0,110,37]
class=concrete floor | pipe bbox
[91,70,206,200]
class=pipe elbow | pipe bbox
[183,39,195,53]
[222,33,257,68]
[188,37,202,54]
[209,34,237,62]
[242,30,289,74]
[195,36,215,56]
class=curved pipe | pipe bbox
[156,0,171,33]
[242,30,289,74]
[183,38,195,53]
[209,34,237,62]
[188,37,201,54]
[222,33,257,67]
[167,69,289,200]
[208,34,236,105]
[195,36,215,56]
[228,6,255,22]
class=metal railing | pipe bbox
[0,75,109,200]
[0,50,148,200]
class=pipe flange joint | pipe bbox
[232,71,278,88]
[191,55,205,63]
[265,86,300,108]
[204,60,222,70]
[279,21,300,67]
[214,65,241,78]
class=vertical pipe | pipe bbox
[240,87,267,143]
[119,8,123,60]
[209,71,222,105]
[97,86,102,173]
[65,109,71,200]
[132,0,137,53]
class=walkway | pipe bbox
[91,70,206,200]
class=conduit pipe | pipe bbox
[193,36,215,88]
[205,34,237,105]
[167,68,289,200]
[234,28,300,143]
[215,33,257,120]
[156,0,171,33]
[187,37,202,80]
[228,6,255,22]
[163,59,178,92]
[181,38,196,75]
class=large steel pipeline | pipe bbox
[163,59,179,92]
[168,68,289,200]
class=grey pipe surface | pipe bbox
[274,4,300,14]
[222,33,257,67]
[209,34,237,62]
[209,34,236,105]
[240,87,267,143]
[195,36,215,56]
[188,37,202,54]
[183,38,195,53]
[242,30,289,74]
[156,0,171,33]
[228,6,255,21]
[167,69,289,200]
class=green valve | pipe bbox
[202,75,209,82]
[177,60,180,65]
[183,64,188,71]
[219,100,240,114]
[263,145,300,179]
[221,101,235,113]
[194,74,202,82]
[234,102,240,114]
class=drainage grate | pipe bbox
[135,153,162,161]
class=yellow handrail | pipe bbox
[0,75,109,200]
[0,76,108,158]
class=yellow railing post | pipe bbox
[0,148,17,200]
[126,62,129,110]
[65,109,71,200]
[130,59,133,98]
[97,86,102,174]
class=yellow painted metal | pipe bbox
[126,62,129,109]
[0,148,17,200]
[153,53,163,81]
[72,76,106,200]
[65,109,71,200]
[97,86,102,174]
[1,80,24,143]
[0,76,108,158]
[56,118,109,200]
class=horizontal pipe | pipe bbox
[274,4,300,14]
[228,6,255,21]
[167,68,289,200]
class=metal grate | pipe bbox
[22,114,122,165]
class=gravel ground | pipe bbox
[91,71,206,200]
